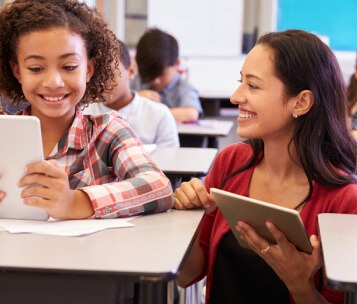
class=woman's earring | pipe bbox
[292,113,298,118]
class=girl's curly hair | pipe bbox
[0,0,120,109]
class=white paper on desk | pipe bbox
[143,144,157,154]
[0,218,135,236]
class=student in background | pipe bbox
[0,0,173,219]
[174,30,357,303]
[347,54,357,139]
[131,28,203,123]
[84,40,179,148]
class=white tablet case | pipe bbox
[0,116,49,220]
[210,188,312,253]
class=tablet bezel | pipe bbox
[0,115,49,221]
[210,187,312,253]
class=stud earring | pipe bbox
[292,113,298,118]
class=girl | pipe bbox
[0,0,173,219]
[174,30,357,303]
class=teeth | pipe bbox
[43,96,65,102]
[239,112,256,119]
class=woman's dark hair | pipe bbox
[0,0,120,108]
[220,30,356,190]
[347,73,357,115]
[135,28,179,83]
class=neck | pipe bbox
[261,139,306,182]
[106,92,134,111]
[32,109,75,158]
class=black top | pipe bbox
[210,231,290,304]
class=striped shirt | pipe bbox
[0,106,174,218]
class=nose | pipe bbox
[230,85,246,105]
[42,70,65,89]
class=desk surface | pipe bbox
[177,119,234,137]
[151,147,218,176]
[318,213,357,292]
[0,209,204,280]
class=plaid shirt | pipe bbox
[0,106,173,218]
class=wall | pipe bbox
[277,0,357,51]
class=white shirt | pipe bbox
[83,92,180,148]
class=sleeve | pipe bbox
[81,119,174,218]
[154,105,180,148]
[177,82,203,113]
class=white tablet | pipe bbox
[210,188,312,253]
[0,115,49,220]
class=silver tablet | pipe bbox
[210,188,312,253]
[0,115,49,220]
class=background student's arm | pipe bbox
[171,84,202,123]
[170,106,199,123]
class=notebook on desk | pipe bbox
[0,115,49,220]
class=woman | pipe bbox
[174,30,357,303]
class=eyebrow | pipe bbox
[24,53,82,62]
[240,71,263,82]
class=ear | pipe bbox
[86,58,95,83]
[9,60,22,84]
[128,63,136,81]
[354,64,357,80]
[290,90,314,117]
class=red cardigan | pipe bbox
[193,142,357,303]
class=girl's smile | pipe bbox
[40,94,71,107]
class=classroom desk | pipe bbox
[0,209,204,304]
[150,147,218,178]
[318,213,357,304]
[177,119,234,148]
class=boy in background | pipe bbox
[84,40,180,148]
[131,28,203,123]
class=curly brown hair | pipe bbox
[0,0,120,109]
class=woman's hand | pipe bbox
[173,178,216,213]
[18,159,93,219]
[236,221,326,303]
